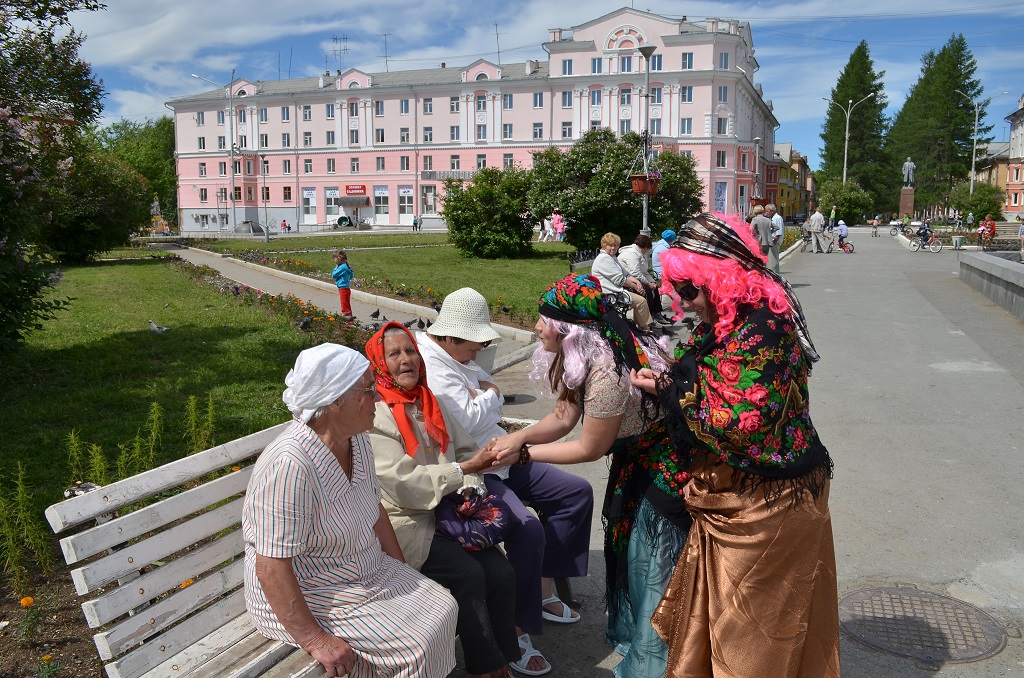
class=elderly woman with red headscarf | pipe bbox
[629,214,840,677]
[366,323,521,678]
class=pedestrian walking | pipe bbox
[331,250,354,318]
[412,215,419,232]
[553,213,565,242]
[765,203,784,273]
[808,207,827,253]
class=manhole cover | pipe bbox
[839,588,1007,665]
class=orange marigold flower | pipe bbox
[41,655,52,663]
[180,579,195,588]
[20,596,34,607]
[231,466,241,472]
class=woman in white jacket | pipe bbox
[590,232,653,330]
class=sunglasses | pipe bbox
[675,283,701,301]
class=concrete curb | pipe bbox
[491,342,539,374]
[215,253,538,344]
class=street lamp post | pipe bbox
[638,44,657,236]
[823,92,875,184]
[752,136,762,211]
[955,89,1009,195]
[192,70,237,233]
[259,153,269,242]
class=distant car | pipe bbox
[788,214,807,224]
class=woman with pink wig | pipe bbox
[630,214,840,677]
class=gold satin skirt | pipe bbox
[651,460,840,677]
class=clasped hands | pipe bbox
[462,437,517,475]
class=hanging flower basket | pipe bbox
[630,173,661,196]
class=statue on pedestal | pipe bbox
[902,157,916,187]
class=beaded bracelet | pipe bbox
[517,444,531,467]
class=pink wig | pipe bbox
[659,213,791,343]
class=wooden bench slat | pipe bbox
[261,648,326,678]
[71,497,243,595]
[94,559,243,660]
[82,530,243,628]
[190,634,302,678]
[60,468,252,565]
[105,589,249,678]
[46,424,286,533]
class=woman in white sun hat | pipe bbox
[416,288,594,677]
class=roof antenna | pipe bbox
[494,23,506,65]
[332,34,349,71]
[378,33,392,73]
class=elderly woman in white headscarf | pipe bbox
[242,344,459,678]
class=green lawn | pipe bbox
[193,232,451,254]
[0,259,305,511]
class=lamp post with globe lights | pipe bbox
[823,92,875,185]
[638,44,657,236]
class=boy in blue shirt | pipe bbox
[331,249,355,318]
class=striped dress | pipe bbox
[243,421,457,677]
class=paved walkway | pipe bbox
[175,231,1024,676]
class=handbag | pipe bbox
[434,491,520,551]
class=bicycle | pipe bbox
[909,233,943,253]
[890,222,912,236]
[821,229,854,254]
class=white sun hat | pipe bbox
[427,288,501,343]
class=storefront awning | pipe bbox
[338,196,371,207]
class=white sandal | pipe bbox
[509,633,551,676]
[540,595,580,624]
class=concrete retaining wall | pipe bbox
[958,251,1024,321]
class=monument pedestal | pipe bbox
[900,187,915,220]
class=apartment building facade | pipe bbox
[1004,95,1024,220]
[168,7,779,233]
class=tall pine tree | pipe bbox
[885,35,983,212]
[819,41,889,210]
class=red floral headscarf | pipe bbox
[365,322,450,457]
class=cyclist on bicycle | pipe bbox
[836,220,849,248]
[917,220,933,245]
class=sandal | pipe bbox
[540,596,580,624]
[509,633,551,676]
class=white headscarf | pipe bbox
[281,344,370,423]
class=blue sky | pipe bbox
[70,0,1023,170]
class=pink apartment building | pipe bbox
[169,7,780,233]
[1005,95,1024,221]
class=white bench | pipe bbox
[45,423,328,678]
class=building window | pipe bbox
[281,106,290,122]
[238,135,247,149]
[400,156,410,171]
[349,129,359,145]
[502,93,513,110]
[199,188,208,202]
[716,150,727,167]
[303,131,312,147]
[619,119,631,135]
[533,92,543,108]
[423,98,433,114]
[246,186,254,201]
[718,85,728,103]
[327,158,336,173]
[1013,167,1020,181]
[374,128,385,143]
[373,100,384,116]
[450,155,460,170]
[283,186,292,201]
[348,102,359,117]
[234,186,242,201]
[620,55,632,73]
[476,94,486,111]
[533,122,543,139]
[259,133,268,148]
[717,117,728,135]
[282,133,291,148]
[217,110,225,125]
[376,157,385,171]
[681,52,693,69]
[651,86,662,104]
[400,127,410,143]
[302,105,311,121]
[561,122,572,138]
[476,124,486,140]
[421,185,437,214]
[232,160,240,175]
[561,59,573,75]
[238,109,246,124]
[325,189,340,217]
[282,159,291,174]
[741,154,748,170]
[503,153,514,168]
[326,130,335,145]
[350,157,360,173]
[423,127,433,142]
[590,119,603,130]
[650,54,662,71]
[620,88,632,106]
[450,126,460,141]
[590,89,603,106]
[400,99,409,115]
[217,135,226,150]
[450,96,460,113]
[719,52,729,70]
[503,123,513,139]
[374,192,389,216]
[258,107,267,123]
[398,189,413,215]
[198,162,207,176]
[423,155,432,171]
[196,111,205,126]
[326,103,335,119]
[304,159,313,173]
[198,137,206,150]
[245,159,253,174]
[591,57,603,74]
[262,159,269,175]
[680,86,693,103]
[650,118,661,135]
[561,91,572,108]
[217,187,227,202]
[476,154,487,169]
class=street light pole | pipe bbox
[192,70,237,233]
[955,89,1009,195]
[823,92,875,185]
[260,153,269,242]
[638,44,657,237]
